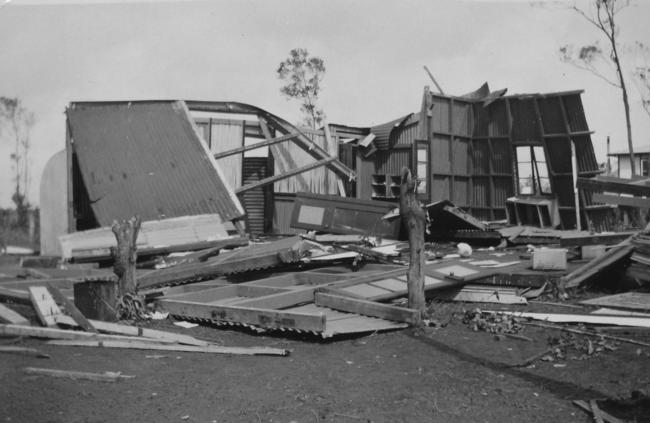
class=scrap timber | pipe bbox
[290,192,402,239]
[59,214,247,262]
[156,261,500,337]
[137,236,304,289]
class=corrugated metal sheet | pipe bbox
[563,94,589,132]
[394,118,420,147]
[210,120,243,189]
[374,149,411,175]
[510,98,541,143]
[546,139,573,174]
[271,193,299,234]
[271,130,339,194]
[371,114,413,150]
[67,101,245,226]
[538,96,565,134]
[452,101,472,136]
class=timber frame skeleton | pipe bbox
[185,101,356,196]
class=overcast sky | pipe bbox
[0,0,649,208]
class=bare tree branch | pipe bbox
[564,0,636,175]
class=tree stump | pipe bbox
[111,216,141,297]
[399,167,426,323]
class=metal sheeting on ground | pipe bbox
[66,101,244,226]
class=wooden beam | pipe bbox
[46,284,97,333]
[29,286,76,327]
[592,193,650,208]
[562,243,634,289]
[229,287,316,309]
[46,339,289,356]
[185,101,356,180]
[23,367,134,382]
[0,303,30,325]
[0,323,175,343]
[158,299,326,332]
[359,133,376,148]
[213,132,298,159]
[572,400,625,423]
[0,287,30,304]
[314,292,420,324]
[578,177,650,197]
[88,320,208,346]
[0,346,49,358]
[423,66,445,95]
[235,157,336,194]
[492,310,650,328]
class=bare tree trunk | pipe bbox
[111,216,141,297]
[399,167,425,323]
[612,35,636,176]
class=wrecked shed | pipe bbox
[352,85,608,231]
[65,101,245,231]
[40,100,357,254]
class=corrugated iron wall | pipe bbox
[357,89,601,227]
[209,119,244,189]
[394,117,419,147]
[428,96,477,211]
[271,131,339,195]
[66,101,245,227]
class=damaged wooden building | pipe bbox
[39,83,611,255]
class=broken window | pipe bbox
[516,145,551,195]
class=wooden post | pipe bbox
[571,140,582,231]
[399,167,425,323]
[111,216,141,297]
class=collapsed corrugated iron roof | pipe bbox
[67,100,245,226]
[370,113,413,150]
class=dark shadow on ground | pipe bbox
[407,329,610,402]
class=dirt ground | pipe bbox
[1,300,649,423]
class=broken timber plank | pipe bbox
[0,287,30,304]
[46,284,97,333]
[491,311,650,328]
[28,286,77,327]
[88,319,208,346]
[0,303,30,325]
[158,300,326,332]
[0,324,175,343]
[559,231,637,247]
[23,367,134,382]
[229,288,316,310]
[46,339,289,356]
[562,243,635,289]
[592,193,650,208]
[137,237,302,288]
[523,321,650,348]
[213,132,298,159]
[578,177,650,197]
[580,292,650,312]
[573,400,625,423]
[314,292,420,325]
[236,157,336,194]
[0,346,50,358]
[433,285,527,305]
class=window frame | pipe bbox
[515,145,552,196]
